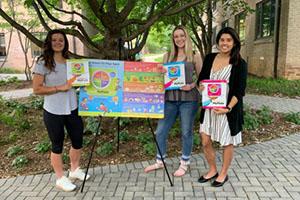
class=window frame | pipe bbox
[0,33,6,59]
[255,0,276,39]
[235,11,246,42]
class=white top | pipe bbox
[200,64,242,146]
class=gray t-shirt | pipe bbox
[33,60,77,115]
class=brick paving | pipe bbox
[0,133,299,200]
[1,76,300,199]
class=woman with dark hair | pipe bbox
[33,29,90,192]
[196,27,247,187]
[144,25,202,177]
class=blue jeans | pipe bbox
[155,101,199,162]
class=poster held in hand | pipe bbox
[163,62,185,90]
[201,80,227,109]
[67,59,90,86]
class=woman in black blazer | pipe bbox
[196,27,247,187]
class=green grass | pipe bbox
[246,76,300,97]
[0,67,22,74]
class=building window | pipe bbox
[222,20,229,28]
[255,0,276,39]
[31,32,46,58]
[235,12,246,42]
[0,33,6,58]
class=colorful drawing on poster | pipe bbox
[163,62,185,90]
[201,80,227,109]
[78,60,165,118]
[67,59,90,86]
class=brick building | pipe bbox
[0,1,84,72]
[214,0,300,80]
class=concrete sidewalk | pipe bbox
[0,133,300,199]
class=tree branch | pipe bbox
[44,0,101,33]
[0,8,43,47]
[128,28,150,57]
[36,0,97,49]
[32,1,51,32]
[123,0,203,42]
[119,0,137,20]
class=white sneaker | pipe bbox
[69,167,90,181]
[56,176,76,192]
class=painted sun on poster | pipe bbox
[78,60,165,118]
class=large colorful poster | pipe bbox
[163,62,185,90]
[201,80,227,109]
[78,60,165,118]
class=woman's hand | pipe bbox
[56,82,72,92]
[212,108,229,114]
[181,83,195,91]
[197,84,205,92]
[158,64,167,74]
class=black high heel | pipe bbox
[211,175,229,187]
[198,172,218,183]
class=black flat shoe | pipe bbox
[211,175,229,187]
[198,173,218,183]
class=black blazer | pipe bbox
[197,53,248,136]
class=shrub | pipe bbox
[256,106,273,125]
[34,140,51,153]
[136,133,152,145]
[82,137,91,147]
[84,117,100,134]
[118,130,131,142]
[96,142,113,156]
[63,152,69,164]
[193,135,200,146]
[12,155,28,168]
[143,143,156,156]
[244,108,260,130]
[7,146,24,157]
[284,112,300,125]
[28,96,44,109]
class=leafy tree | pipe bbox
[0,0,204,60]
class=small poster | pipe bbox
[201,80,227,109]
[67,59,90,86]
[163,62,185,90]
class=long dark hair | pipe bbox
[216,27,241,67]
[38,29,69,71]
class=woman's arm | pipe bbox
[33,74,72,95]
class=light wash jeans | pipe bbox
[155,101,199,162]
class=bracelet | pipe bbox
[226,106,232,112]
[54,86,58,93]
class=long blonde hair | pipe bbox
[167,25,194,63]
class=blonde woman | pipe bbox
[144,25,202,177]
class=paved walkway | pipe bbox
[0,74,27,81]
[1,75,300,199]
[0,133,300,200]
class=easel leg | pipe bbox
[81,116,102,193]
[117,117,120,152]
[147,118,174,186]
